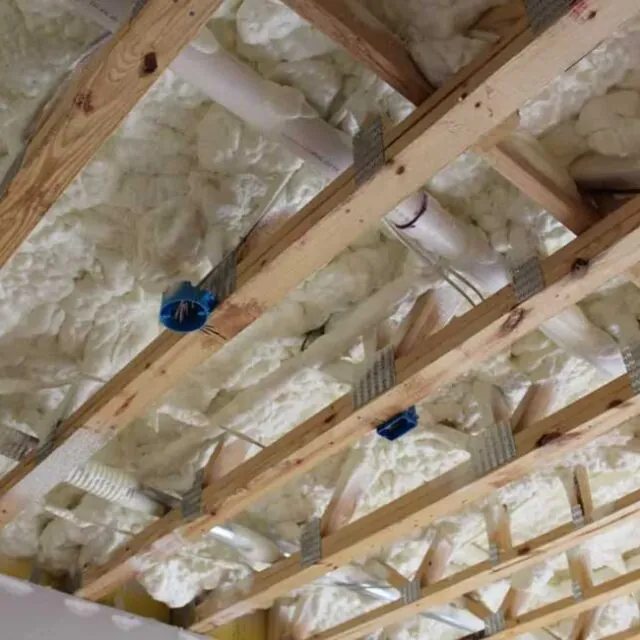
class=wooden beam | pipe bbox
[320,464,371,535]
[463,595,493,620]
[297,482,640,640]
[513,381,556,434]
[70,0,635,600]
[479,118,640,289]
[279,0,433,106]
[366,559,409,593]
[466,566,640,640]
[416,527,453,586]
[480,139,601,234]
[0,0,223,266]
[0,0,530,529]
[567,548,599,640]
[395,292,444,358]
[268,603,292,640]
[190,368,640,632]
[81,189,640,602]
[500,586,530,619]
[205,439,251,485]
[562,465,595,524]
[486,502,528,620]
[484,501,514,561]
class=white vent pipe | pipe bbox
[71,1,623,377]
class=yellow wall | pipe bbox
[212,610,267,640]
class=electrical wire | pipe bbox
[201,168,298,287]
[382,218,482,308]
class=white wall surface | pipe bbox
[0,573,205,640]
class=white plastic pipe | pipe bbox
[540,308,625,377]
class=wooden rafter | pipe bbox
[468,566,640,640]
[280,0,433,105]
[394,291,444,358]
[513,381,556,433]
[0,0,223,266]
[416,526,453,586]
[567,548,599,640]
[0,0,535,527]
[80,187,640,603]
[480,139,601,235]
[190,362,640,632]
[292,482,640,640]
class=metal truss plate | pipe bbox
[509,255,544,304]
[571,503,585,529]
[36,384,77,462]
[36,420,63,462]
[622,343,640,395]
[180,470,205,522]
[354,117,385,186]
[572,580,584,601]
[401,577,421,605]
[523,0,576,33]
[352,345,397,410]
[300,518,322,568]
[0,426,38,462]
[484,611,506,636]
[469,422,517,478]
[200,249,237,305]
[488,544,500,566]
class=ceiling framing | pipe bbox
[2,0,640,639]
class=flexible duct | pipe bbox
[66,462,160,514]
